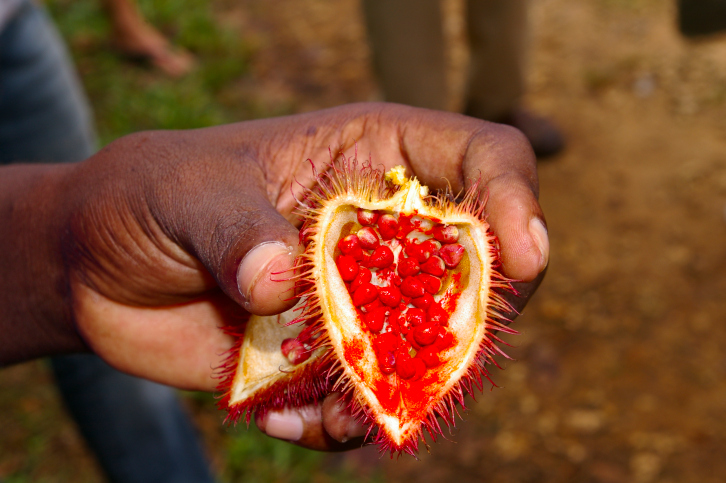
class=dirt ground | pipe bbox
[3,0,726,482]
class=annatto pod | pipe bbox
[217,155,515,456]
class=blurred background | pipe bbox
[2,0,726,481]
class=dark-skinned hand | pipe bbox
[0,102,548,451]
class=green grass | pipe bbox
[223,425,382,483]
[46,0,255,147]
[184,392,382,483]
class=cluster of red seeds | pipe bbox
[334,208,466,380]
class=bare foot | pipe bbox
[107,0,195,77]
[113,21,195,77]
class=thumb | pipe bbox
[166,178,302,316]
[218,199,302,315]
[236,239,302,315]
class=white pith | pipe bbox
[229,308,321,405]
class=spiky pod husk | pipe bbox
[216,310,330,425]
[218,152,516,456]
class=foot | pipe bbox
[112,20,195,77]
[468,106,565,159]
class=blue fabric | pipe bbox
[50,355,216,483]
[0,1,95,163]
[0,3,216,482]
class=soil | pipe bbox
[3,0,726,482]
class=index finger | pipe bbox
[385,108,547,283]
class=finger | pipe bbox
[381,108,547,282]
[193,193,302,316]
[461,124,548,282]
[256,394,367,451]
[145,140,303,316]
[460,124,547,319]
[321,392,369,443]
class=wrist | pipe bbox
[0,163,87,365]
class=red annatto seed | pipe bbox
[374,332,398,373]
[353,282,378,306]
[418,346,442,368]
[405,240,433,263]
[350,246,365,261]
[428,303,450,326]
[399,319,411,335]
[365,307,387,333]
[396,215,416,240]
[421,238,441,254]
[406,307,426,326]
[336,255,359,282]
[439,243,465,268]
[416,246,433,263]
[387,309,401,332]
[412,357,427,379]
[399,351,426,380]
[361,298,382,314]
[433,225,460,243]
[376,346,399,373]
[411,293,434,309]
[378,285,402,307]
[434,327,454,350]
[418,273,442,294]
[413,323,438,346]
[357,226,380,249]
[406,330,422,350]
[420,256,446,277]
[369,245,394,269]
[378,214,398,240]
[403,240,419,258]
[397,257,420,277]
[375,331,399,354]
[338,234,361,255]
[378,358,396,374]
[357,208,379,226]
[350,267,372,292]
[391,274,402,286]
[380,363,396,374]
[400,276,425,298]
[396,352,417,380]
[280,338,310,365]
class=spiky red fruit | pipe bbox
[217,158,515,457]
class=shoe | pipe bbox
[467,106,565,159]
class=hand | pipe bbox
[0,102,546,450]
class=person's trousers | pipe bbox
[362,0,528,120]
[0,3,214,482]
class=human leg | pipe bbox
[465,0,564,157]
[465,0,528,121]
[50,355,215,483]
[361,0,448,110]
[103,0,195,77]
[0,0,95,163]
